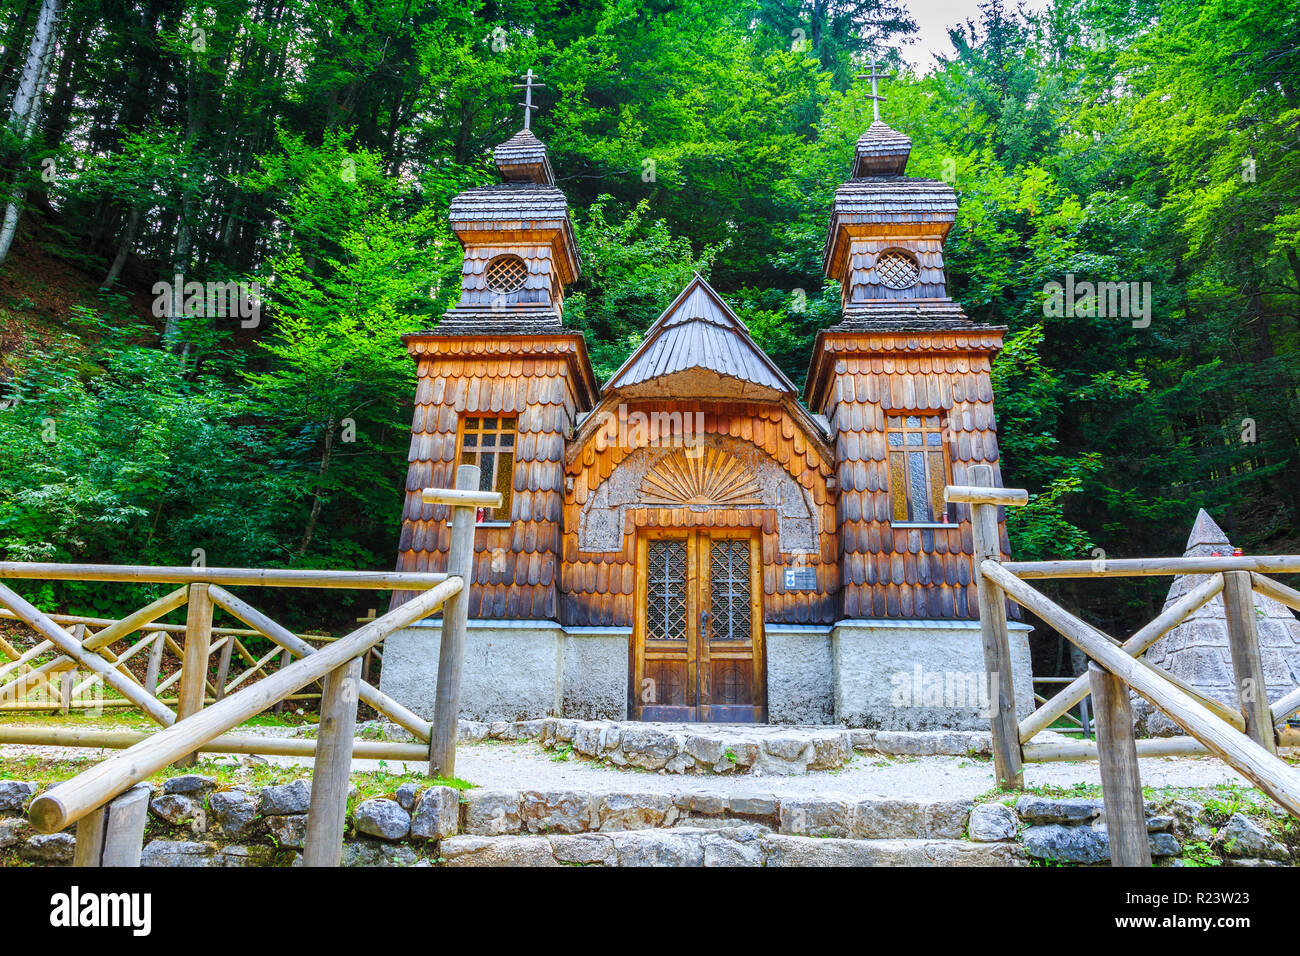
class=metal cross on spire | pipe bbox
[513,69,545,130]
[855,55,889,122]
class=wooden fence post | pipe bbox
[213,635,235,702]
[1089,662,1151,867]
[967,463,1023,789]
[1223,570,1276,753]
[428,464,479,780]
[144,631,165,699]
[302,656,362,867]
[174,583,212,768]
[72,782,152,867]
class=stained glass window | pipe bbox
[886,414,949,523]
[459,416,515,520]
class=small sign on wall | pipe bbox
[784,567,817,591]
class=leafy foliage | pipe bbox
[0,0,1295,639]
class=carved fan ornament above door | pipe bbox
[639,448,763,508]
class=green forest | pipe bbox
[0,0,1297,645]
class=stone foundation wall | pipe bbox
[832,619,1034,730]
[379,620,628,721]
[380,618,1033,730]
[765,625,835,723]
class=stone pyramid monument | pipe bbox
[1135,510,1300,736]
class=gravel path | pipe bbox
[3,738,1252,800]
[0,730,1263,800]
[373,740,1254,799]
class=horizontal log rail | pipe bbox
[0,563,449,589]
[1001,555,1300,578]
[944,486,1030,507]
[421,488,506,508]
[1024,729,1300,763]
[0,607,335,641]
[0,725,430,761]
[27,577,460,834]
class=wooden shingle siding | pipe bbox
[808,329,1010,620]
[561,400,839,627]
[459,245,559,308]
[846,237,949,302]
[390,334,597,617]
[823,179,958,280]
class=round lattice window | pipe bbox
[875,250,921,290]
[486,255,528,294]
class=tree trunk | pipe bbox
[101,205,142,289]
[297,415,338,557]
[0,0,39,115]
[0,0,63,267]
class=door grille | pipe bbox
[646,540,687,640]
[709,539,751,643]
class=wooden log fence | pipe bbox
[947,481,1300,867]
[4,470,1298,867]
[0,475,495,866]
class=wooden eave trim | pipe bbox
[803,326,1008,411]
[821,217,957,280]
[402,332,600,411]
[563,391,835,479]
[451,218,583,285]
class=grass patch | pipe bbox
[0,754,473,802]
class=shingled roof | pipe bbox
[606,275,797,396]
[850,121,912,177]
[448,183,572,224]
[433,305,564,335]
[822,178,958,280]
[837,299,979,331]
[493,128,555,185]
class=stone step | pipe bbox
[439,828,1023,867]
[459,788,977,840]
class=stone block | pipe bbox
[464,790,523,835]
[441,835,558,867]
[410,786,461,841]
[353,799,411,841]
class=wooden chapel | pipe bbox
[380,76,1032,729]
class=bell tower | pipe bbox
[391,71,598,620]
[805,66,1011,620]
[437,74,581,334]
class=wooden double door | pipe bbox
[632,530,766,722]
